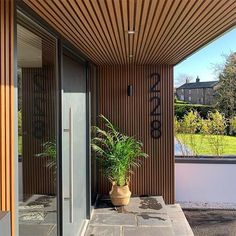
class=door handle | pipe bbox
[63,107,74,223]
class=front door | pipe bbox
[61,50,88,235]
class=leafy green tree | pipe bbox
[215,52,236,118]
[174,116,189,156]
[175,110,201,156]
[230,116,236,134]
[18,111,22,136]
[182,110,201,156]
[206,111,226,156]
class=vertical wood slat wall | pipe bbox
[97,65,174,204]
[22,67,56,198]
[0,0,15,235]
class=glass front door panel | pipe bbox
[62,52,88,235]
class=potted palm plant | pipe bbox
[92,115,148,206]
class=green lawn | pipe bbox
[176,133,236,155]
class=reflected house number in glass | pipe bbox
[32,73,46,139]
[150,73,161,139]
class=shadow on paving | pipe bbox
[184,209,236,236]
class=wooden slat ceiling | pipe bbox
[24,0,236,65]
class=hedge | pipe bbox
[174,98,189,104]
[175,103,216,119]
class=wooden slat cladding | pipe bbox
[97,65,174,204]
[0,0,15,234]
[23,0,236,65]
[22,67,56,198]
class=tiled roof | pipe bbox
[177,81,218,89]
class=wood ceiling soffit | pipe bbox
[23,0,236,65]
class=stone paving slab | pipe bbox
[136,213,172,227]
[166,204,183,213]
[19,224,55,236]
[19,194,57,235]
[86,196,193,236]
[123,226,174,236]
[43,212,57,224]
[89,213,137,226]
[85,226,121,236]
[124,196,167,215]
[93,199,119,214]
[94,196,168,215]
[167,204,194,236]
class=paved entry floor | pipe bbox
[85,196,193,236]
[19,194,57,236]
[184,209,236,236]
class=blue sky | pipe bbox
[174,27,236,86]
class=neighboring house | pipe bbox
[176,76,218,105]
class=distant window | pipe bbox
[201,97,204,103]
[189,90,191,95]
[180,95,184,100]
[181,89,184,93]
[189,96,191,101]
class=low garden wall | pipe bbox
[175,157,236,204]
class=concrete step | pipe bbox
[86,196,176,236]
[166,204,194,236]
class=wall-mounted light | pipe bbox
[127,30,136,34]
[127,85,133,96]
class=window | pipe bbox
[17,13,58,236]
[189,89,191,95]
[189,96,191,101]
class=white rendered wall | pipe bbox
[175,162,236,204]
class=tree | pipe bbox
[175,73,194,87]
[215,52,236,118]
[205,111,226,156]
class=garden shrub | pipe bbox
[174,99,189,104]
[18,110,22,136]
[175,110,227,157]
[175,103,215,120]
[230,116,236,133]
[205,111,227,156]
[175,110,202,156]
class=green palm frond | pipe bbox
[91,115,148,187]
[36,140,57,182]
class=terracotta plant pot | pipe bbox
[109,183,131,206]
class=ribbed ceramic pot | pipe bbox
[109,183,131,206]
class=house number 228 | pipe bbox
[150,73,161,139]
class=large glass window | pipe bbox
[17,14,57,236]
